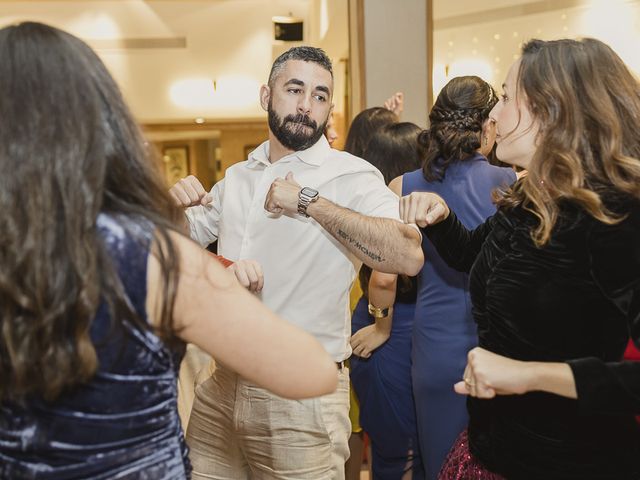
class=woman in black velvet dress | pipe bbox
[401,38,640,480]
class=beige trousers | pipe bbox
[186,364,351,480]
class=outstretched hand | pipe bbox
[399,192,450,228]
[169,175,213,208]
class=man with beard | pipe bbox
[172,46,423,479]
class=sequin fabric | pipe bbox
[438,430,505,480]
[0,214,190,479]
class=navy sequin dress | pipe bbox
[0,214,190,479]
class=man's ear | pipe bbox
[259,84,270,112]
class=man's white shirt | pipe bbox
[186,135,402,361]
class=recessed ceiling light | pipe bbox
[195,117,205,124]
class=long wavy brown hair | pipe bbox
[422,76,497,181]
[0,22,184,402]
[496,38,640,245]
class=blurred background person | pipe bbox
[350,122,425,479]
[393,76,516,479]
[342,100,402,480]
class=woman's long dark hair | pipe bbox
[359,123,424,302]
[422,76,497,181]
[344,107,398,158]
[0,22,184,402]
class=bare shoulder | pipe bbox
[388,175,404,196]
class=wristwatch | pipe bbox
[368,303,391,319]
[297,187,319,217]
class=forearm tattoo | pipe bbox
[337,229,386,263]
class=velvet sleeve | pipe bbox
[422,210,497,273]
[567,203,640,414]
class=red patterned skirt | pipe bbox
[438,430,506,480]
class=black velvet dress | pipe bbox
[425,197,640,480]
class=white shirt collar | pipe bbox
[246,135,331,168]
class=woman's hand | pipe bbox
[351,323,391,358]
[455,347,533,398]
[227,259,264,293]
[400,192,450,227]
[454,347,577,400]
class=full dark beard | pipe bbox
[268,106,328,152]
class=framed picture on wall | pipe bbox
[163,146,189,186]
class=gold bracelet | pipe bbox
[368,303,391,319]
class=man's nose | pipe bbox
[297,95,311,115]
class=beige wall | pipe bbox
[362,0,430,127]
[0,0,348,123]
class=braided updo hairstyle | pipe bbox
[422,76,497,181]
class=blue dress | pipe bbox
[0,214,190,479]
[403,155,515,480]
[350,296,422,479]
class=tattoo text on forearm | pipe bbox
[337,229,386,263]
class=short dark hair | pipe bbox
[268,46,333,87]
[363,122,424,185]
[343,107,399,158]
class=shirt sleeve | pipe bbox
[567,203,640,414]
[185,178,224,248]
[339,170,402,220]
[424,210,497,273]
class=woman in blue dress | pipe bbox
[0,22,337,480]
[390,76,517,479]
[350,122,424,479]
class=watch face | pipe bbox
[300,187,319,197]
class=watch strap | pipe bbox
[297,187,319,217]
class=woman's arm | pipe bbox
[453,347,577,399]
[457,204,640,410]
[350,271,397,358]
[351,177,403,358]
[566,205,640,414]
[146,231,338,400]
[398,183,496,273]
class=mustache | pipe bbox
[284,114,317,129]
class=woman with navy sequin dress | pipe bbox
[0,22,337,480]
[401,38,640,480]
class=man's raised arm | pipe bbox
[264,173,423,276]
